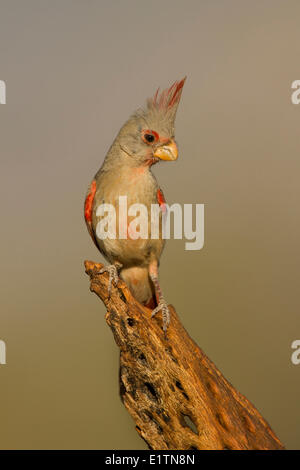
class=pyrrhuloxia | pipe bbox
[84,78,185,331]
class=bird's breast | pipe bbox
[91,167,165,266]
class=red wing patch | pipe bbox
[84,179,97,246]
[84,180,96,223]
[157,188,166,213]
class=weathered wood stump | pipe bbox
[85,260,284,450]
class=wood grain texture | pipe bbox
[85,260,284,450]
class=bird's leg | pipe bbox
[98,261,122,297]
[149,260,170,333]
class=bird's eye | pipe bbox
[145,133,155,143]
[142,129,159,144]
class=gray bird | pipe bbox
[84,78,186,331]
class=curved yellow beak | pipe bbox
[153,140,178,161]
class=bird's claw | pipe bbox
[151,300,170,333]
[98,263,122,296]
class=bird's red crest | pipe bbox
[150,77,186,112]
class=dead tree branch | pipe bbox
[85,260,284,450]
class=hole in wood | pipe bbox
[138,352,147,365]
[175,380,184,390]
[161,412,170,423]
[180,413,198,435]
[144,382,159,401]
[127,317,135,326]
[175,380,189,400]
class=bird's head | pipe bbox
[115,78,186,167]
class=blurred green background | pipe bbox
[0,0,299,449]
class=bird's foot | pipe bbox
[98,262,122,297]
[151,299,170,333]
